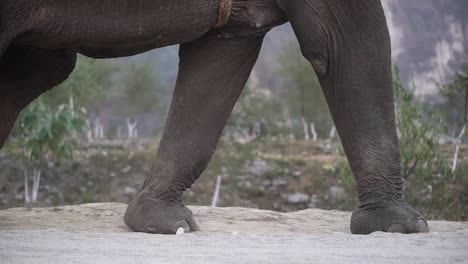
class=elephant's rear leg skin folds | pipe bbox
[0,46,76,149]
[0,24,13,60]
[278,0,429,234]
[124,35,264,234]
[0,36,10,60]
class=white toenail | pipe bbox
[176,227,185,235]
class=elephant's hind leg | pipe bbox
[124,33,265,234]
[278,0,428,234]
[0,34,12,60]
[0,46,76,149]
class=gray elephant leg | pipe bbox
[0,34,11,60]
[278,0,428,234]
[0,46,76,148]
[124,34,264,234]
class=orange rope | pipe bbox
[215,0,232,28]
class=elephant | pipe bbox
[0,0,429,235]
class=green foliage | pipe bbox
[35,57,168,137]
[277,41,333,137]
[14,97,87,163]
[323,163,355,187]
[39,56,117,113]
[439,60,468,134]
[393,66,447,181]
[227,87,287,137]
[118,62,165,117]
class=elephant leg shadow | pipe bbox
[0,45,77,148]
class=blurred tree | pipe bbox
[440,60,468,135]
[25,57,168,138]
[39,55,118,115]
[226,86,287,140]
[439,59,468,174]
[16,97,87,161]
[277,41,333,139]
[13,96,87,205]
[119,62,165,117]
[34,56,117,140]
[394,66,447,182]
[117,62,167,136]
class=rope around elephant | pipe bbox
[216,0,233,28]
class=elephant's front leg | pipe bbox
[0,46,76,149]
[124,34,264,234]
[278,0,428,234]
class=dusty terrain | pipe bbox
[0,203,467,263]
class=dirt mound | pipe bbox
[0,203,466,234]
[1,203,467,264]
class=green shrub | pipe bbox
[14,97,87,162]
[393,66,448,183]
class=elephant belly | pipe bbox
[76,32,190,59]
[12,0,218,58]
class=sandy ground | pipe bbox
[0,203,467,263]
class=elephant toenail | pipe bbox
[415,219,429,233]
[387,223,406,233]
[172,220,190,233]
[176,228,185,235]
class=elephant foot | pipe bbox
[124,191,199,234]
[350,201,429,234]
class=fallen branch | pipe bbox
[451,124,466,178]
[211,175,222,207]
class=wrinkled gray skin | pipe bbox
[0,0,429,235]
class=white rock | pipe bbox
[329,186,346,201]
[287,192,309,204]
[176,228,184,235]
[123,187,137,195]
[249,160,275,176]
